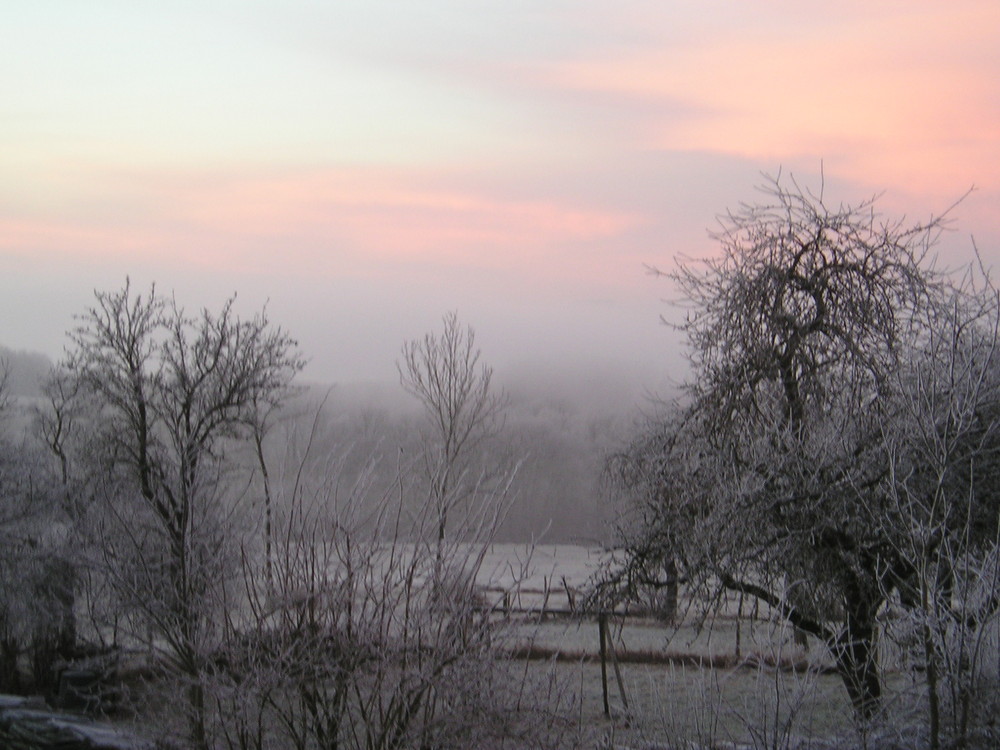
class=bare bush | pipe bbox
[196,405,581,750]
[879,258,1000,749]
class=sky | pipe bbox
[2,1,999,397]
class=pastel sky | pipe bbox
[2,1,999,392]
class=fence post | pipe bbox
[609,624,630,713]
[599,612,609,717]
[541,575,551,621]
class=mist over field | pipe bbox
[1,339,638,545]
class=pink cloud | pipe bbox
[539,2,1000,197]
[0,217,165,258]
[1,165,642,287]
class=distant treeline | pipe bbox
[2,344,627,544]
[0,346,52,398]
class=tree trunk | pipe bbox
[188,679,208,750]
[830,612,881,719]
[660,557,678,623]
[923,617,941,750]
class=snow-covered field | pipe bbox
[473,543,610,611]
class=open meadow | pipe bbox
[465,545,945,748]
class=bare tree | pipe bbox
[599,174,973,719]
[598,425,681,621]
[398,312,508,554]
[46,280,304,747]
[0,368,70,694]
[879,258,1000,749]
[0,357,10,415]
[245,384,302,589]
[0,371,34,691]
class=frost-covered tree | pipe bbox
[48,280,303,747]
[600,176,1000,721]
[398,312,508,552]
